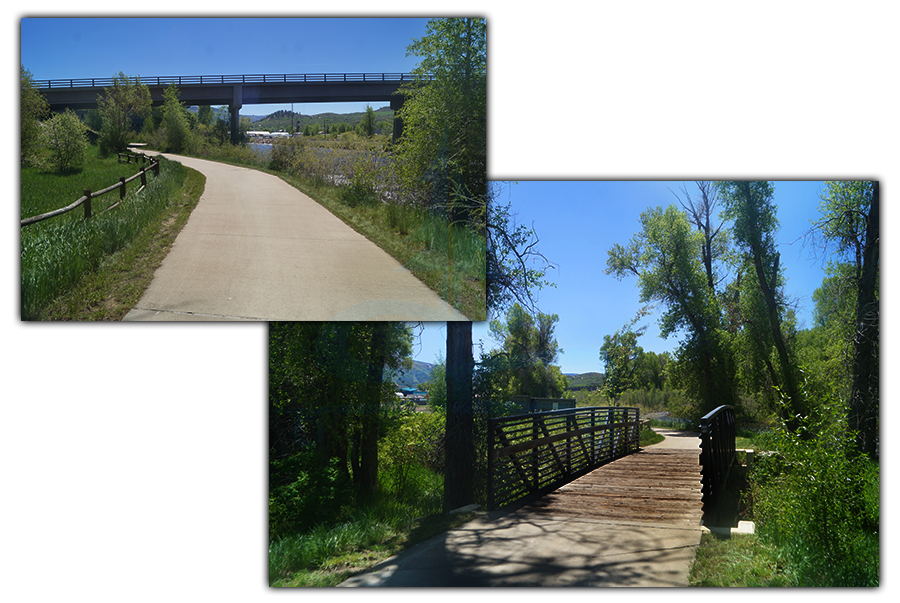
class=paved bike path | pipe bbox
[123,152,469,321]
[338,430,703,587]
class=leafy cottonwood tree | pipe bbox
[718,181,806,425]
[606,204,737,416]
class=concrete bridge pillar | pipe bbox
[230,84,243,144]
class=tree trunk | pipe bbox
[357,322,390,498]
[444,321,475,511]
[738,182,803,423]
[850,182,879,458]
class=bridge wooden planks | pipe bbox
[522,447,703,527]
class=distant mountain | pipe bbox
[565,372,604,391]
[394,360,435,389]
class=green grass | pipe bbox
[690,532,793,586]
[270,509,478,587]
[20,149,204,320]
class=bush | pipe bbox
[269,451,354,540]
[750,401,879,586]
[42,109,88,173]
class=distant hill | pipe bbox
[247,106,394,133]
[565,372,605,391]
[394,360,435,389]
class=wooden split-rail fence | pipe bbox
[20,153,161,227]
[487,406,641,510]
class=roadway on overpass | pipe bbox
[123,152,469,322]
[338,430,704,587]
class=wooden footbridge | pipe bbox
[487,405,736,524]
[342,406,736,586]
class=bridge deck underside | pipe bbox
[522,447,703,527]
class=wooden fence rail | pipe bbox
[21,155,161,227]
[487,406,641,510]
[699,405,736,521]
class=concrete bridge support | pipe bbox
[231,84,243,144]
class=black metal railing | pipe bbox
[34,72,428,89]
[487,406,640,510]
[699,405,736,521]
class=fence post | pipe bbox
[140,168,147,188]
[153,159,160,176]
[119,177,127,200]
[83,189,92,219]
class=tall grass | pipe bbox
[749,401,879,586]
[21,155,186,319]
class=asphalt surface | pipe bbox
[338,430,703,587]
[123,152,470,321]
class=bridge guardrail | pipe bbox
[34,72,430,89]
[21,154,161,227]
[487,406,640,510]
[699,405,736,522]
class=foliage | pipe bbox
[750,399,879,586]
[268,322,413,499]
[41,109,89,173]
[269,451,355,539]
[484,303,568,399]
[599,312,647,401]
[606,204,737,415]
[719,181,806,424]
[396,18,487,226]
[160,84,192,153]
[97,72,151,156]
[21,65,49,166]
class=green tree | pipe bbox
[600,315,647,402]
[97,72,151,156]
[42,109,88,173]
[197,105,214,127]
[810,181,879,456]
[397,17,487,225]
[487,303,567,399]
[606,204,737,416]
[268,322,412,499]
[161,84,191,153]
[360,105,377,137]
[21,65,49,166]
[719,181,805,425]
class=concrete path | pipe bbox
[123,152,470,321]
[338,429,704,587]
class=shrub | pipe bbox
[269,451,354,540]
[42,109,88,173]
[750,401,879,586]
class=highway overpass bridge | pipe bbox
[34,73,425,142]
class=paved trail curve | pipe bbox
[123,153,469,321]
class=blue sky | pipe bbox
[20,17,430,116]
[412,180,833,375]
